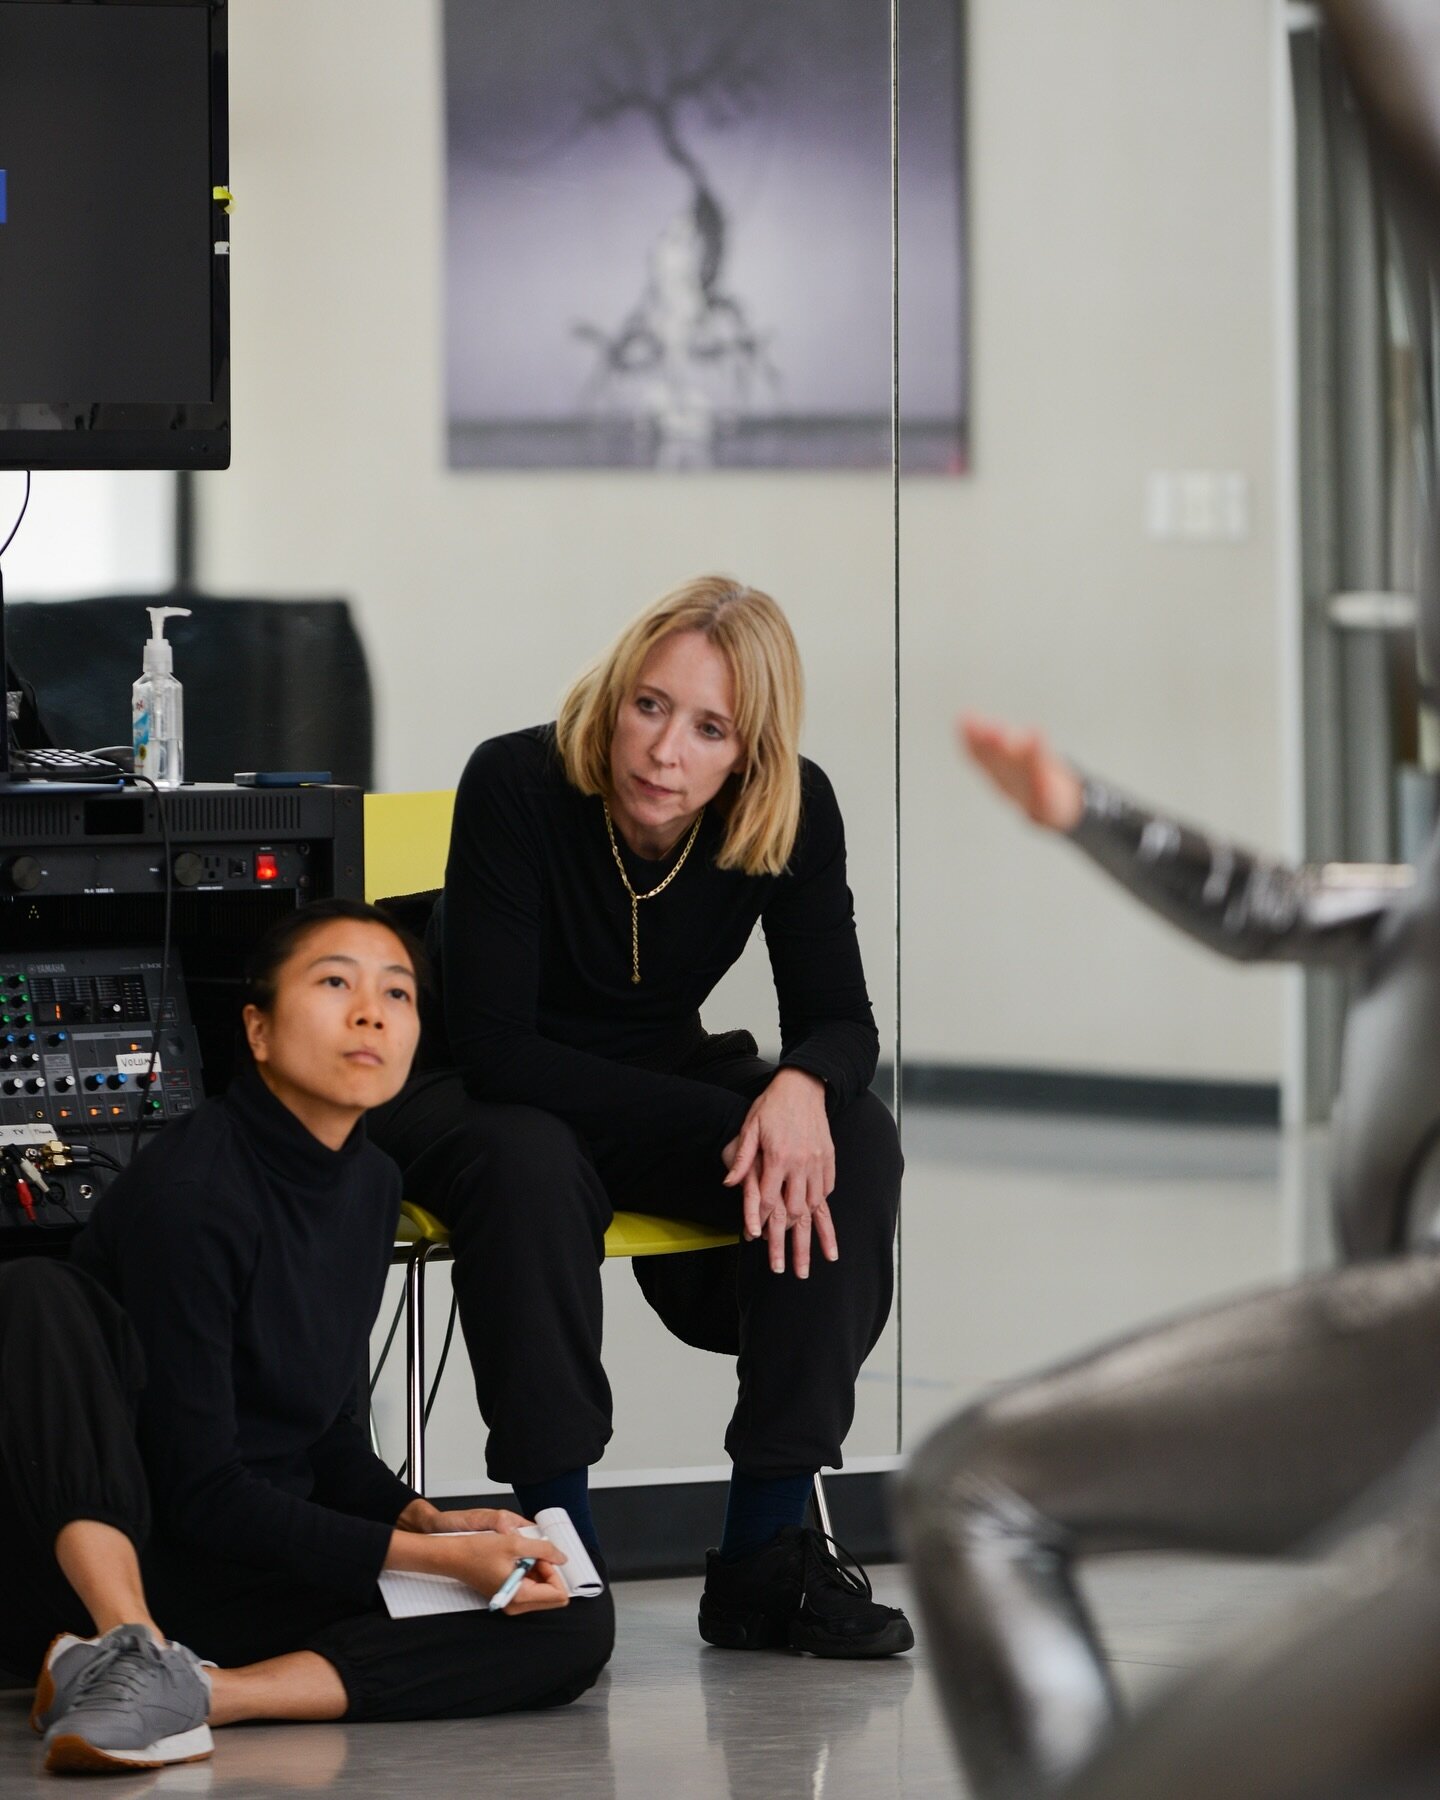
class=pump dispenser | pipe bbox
[132,606,192,788]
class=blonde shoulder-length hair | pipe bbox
[554,576,804,878]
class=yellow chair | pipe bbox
[363,789,456,911]
[364,791,831,1533]
[391,1201,742,1495]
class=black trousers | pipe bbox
[369,1040,903,1485]
[897,1251,1440,1799]
[0,1259,613,1720]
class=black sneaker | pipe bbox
[699,1526,915,1659]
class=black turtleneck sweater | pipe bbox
[428,726,880,1155]
[71,1065,415,1601]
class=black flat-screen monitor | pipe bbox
[0,0,229,471]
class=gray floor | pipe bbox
[0,1557,1312,1797]
[0,1108,1332,1794]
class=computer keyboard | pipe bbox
[11,746,128,779]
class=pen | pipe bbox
[487,1556,537,1612]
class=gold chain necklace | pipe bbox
[602,800,705,985]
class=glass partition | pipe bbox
[897,0,1308,1455]
[194,0,900,1496]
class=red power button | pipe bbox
[255,853,279,883]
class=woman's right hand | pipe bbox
[446,1531,570,1615]
[390,1527,570,1615]
[957,714,1084,832]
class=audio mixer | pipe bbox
[0,947,205,1247]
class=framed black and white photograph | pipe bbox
[444,0,967,473]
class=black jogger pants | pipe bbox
[0,1258,612,1717]
[369,1040,903,1485]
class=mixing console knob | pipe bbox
[106,1073,128,1090]
[24,1078,44,1095]
[3,856,41,893]
[1,1079,20,1096]
[84,1074,106,1091]
[21,1054,38,1068]
[173,852,204,887]
[55,1076,75,1093]
[46,1033,67,1048]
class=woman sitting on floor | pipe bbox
[0,897,613,1775]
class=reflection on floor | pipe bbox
[0,1110,1331,1795]
[0,1558,1312,1798]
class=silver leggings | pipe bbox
[898,1253,1440,1798]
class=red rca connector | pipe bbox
[2,1147,38,1222]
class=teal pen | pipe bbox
[487,1556,537,1612]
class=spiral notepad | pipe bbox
[522,1508,604,1598]
[378,1507,603,1618]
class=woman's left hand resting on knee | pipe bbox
[390,1500,569,1615]
[724,1068,838,1279]
[396,1497,530,1537]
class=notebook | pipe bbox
[378,1507,604,1619]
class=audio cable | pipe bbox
[121,772,175,1165]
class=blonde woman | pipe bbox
[372,576,911,1659]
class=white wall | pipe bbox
[901,0,1288,1082]
[198,0,1287,1086]
[196,0,896,1067]
[0,469,173,600]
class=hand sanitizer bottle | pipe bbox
[132,606,192,789]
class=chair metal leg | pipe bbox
[405,1245,428,1494]
[811,1470,834,1540]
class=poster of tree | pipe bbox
[444,0,967,473]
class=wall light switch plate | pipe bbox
[1145,470,1250,541]
[1145,471,1177,538]
[1178,471,1217,537]
[1218,471,1250,539]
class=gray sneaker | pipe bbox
[38,1624,213,1773]
[31,1632,105,1736]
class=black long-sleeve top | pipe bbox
[1069,774,1412,967]
[427,726,879,1158]
[71,1065,417,1602]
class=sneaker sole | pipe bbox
[697,1605,793,1652]
[44,1725,214,1773]
[788,1615,916,1659]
